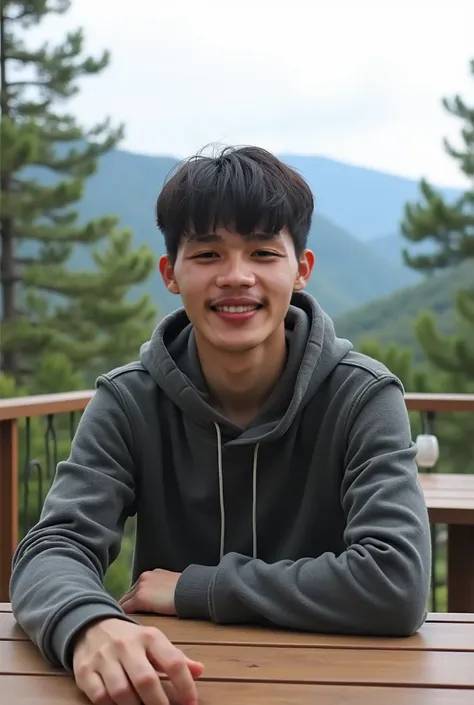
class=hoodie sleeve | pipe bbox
[175,379,432,636]
[9,377,138,671]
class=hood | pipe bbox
[140,291,352,446]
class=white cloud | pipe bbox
[24,0,474,187]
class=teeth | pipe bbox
[215,305,258,313]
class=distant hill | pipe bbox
[370,231,440,267]
[21,146,468,317]
[306,216,418,315]
[370,233,409,263]
[278,154,462,242]
[334,260,474,354]
[81,147,463,244]
[64,148,419,317]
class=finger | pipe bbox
[119,596,137,614]
[118,587,137,607]
[120,592,145,614]
[147,643,204,676]
[161,680,180,705]
[121,648,170,705]
[185,658,204,678]
[157,633,204,676]
[75,670,115,705]
[153,636,204,675]
[100,661,141,705]
[148,636,199,705]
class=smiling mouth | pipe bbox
[210,304,263,313]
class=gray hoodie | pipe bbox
[10,291,431,671]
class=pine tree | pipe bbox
[50,230,157,384]
[0,0,156,388]
[400,57,474,378]
[399,56,474,475]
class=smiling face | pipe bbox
[159,227,314,355]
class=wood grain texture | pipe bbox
[426,613,474,623]
[3,612,474,645]
[1,676,473,705]
[2,602,474,621]
[3,639,474,688]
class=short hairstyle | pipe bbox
[156,145,314,262]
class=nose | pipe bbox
[215,254,256,288]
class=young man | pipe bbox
[10,146,432,705]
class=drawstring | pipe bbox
[214,423,226,562]
[213,422,260,561]
[251,442,259,559]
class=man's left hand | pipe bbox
[118,569,181,616]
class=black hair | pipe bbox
[156,145,314,262]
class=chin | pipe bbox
[212,334,268,354]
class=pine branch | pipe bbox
[3,0,70,26]
[457,288,474,324]
[1,0,157,385]
[401,58,474,275]
[2,178,84,219]
[13,218,119,245]
[8,80,48,87]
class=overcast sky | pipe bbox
[35,0,473,187]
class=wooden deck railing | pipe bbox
[1,391,474,603]
[0,391,93,602]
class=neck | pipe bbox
[196,327,287,426]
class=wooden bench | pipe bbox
[1,608,474,703]
[419,473,474,612]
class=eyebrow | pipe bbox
[186,232,284,244]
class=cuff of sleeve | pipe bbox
[174,565,216,620]
[50,602,137,672]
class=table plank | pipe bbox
[3,612,474,642]
[419,474,474,491]
[427,505,474,525]
[2,639,474,688]
[423,488,474,497]
[1,675,472,705]
[2,613,474,651]
[139,616,474,651]
[1,598,471,623]
[427,613,474,623]
[0,640,65,676]
[424,499,474,510]
[2,600,474,621]
[419,473,474,524]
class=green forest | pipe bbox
[1,0,473,599]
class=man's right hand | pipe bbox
[72,617,204,705]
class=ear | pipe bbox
[159,255,180,294]
[293,249,315,291]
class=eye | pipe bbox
[192,251,220,259]
[253,250,281,258]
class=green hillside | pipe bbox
[279,154,461,241]
[307,216,418,315]
[46,148,419,317]
[334,260,474,353]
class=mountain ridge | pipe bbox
[334,260,473,354]
[16,145,460,317]
[70,148,422,316]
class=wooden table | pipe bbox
[1,604,474,704]
[419,473,474,612]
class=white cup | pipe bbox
[415,434,440,469]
